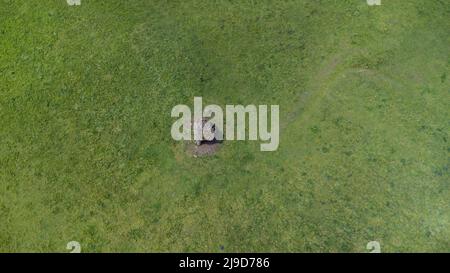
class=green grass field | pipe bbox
[0,0,449,252]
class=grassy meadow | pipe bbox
[0,0,449,252]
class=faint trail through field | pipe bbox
[284,51,345,129]
[284,49,409,130]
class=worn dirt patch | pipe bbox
[186,141,222,157]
